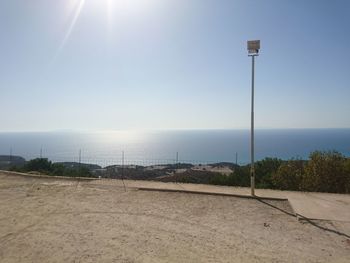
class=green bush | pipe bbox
[11,158,94,178]
[344,158,350,192]
[272,159,304,190]
[52,163,65,176]
[208,166,250,187]
[64,167,92,178]
[210,152,349,193]
[8,152,350,193]
[303,151,348,193]
[24,158,53,173]
[255,157,283,188]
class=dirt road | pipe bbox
[0,173,349,262]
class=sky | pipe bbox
[0,0,350,131]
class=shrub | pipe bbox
[255,157,283,188]
[272,159,304,190]
[24,158,53,174]
[302,151,347,193]
[51,163,65,176]
[11,158,95,178]
[209,166,250,187]
[343,158,350,193]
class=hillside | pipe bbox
[0,155,26,169]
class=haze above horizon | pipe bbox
[1,0,350,132]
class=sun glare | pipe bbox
[93,0,157,19]
[52,0,157,63]
[52,0,86,62]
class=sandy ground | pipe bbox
[0,174,350,263]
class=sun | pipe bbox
[92,0,156,15]
[93,0,159,33]
[53,0,157,62]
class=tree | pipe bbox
[229,166,250,186]
[303,151,347,193]
[24,158,53,173]
[255,157,283,188]
[272,159,304,190]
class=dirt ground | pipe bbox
[0,173,350,263]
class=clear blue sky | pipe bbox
[1,0,350,131]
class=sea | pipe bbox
[0,129,349,167]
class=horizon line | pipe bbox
[1,127,350,133]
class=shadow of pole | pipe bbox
[256,198,296,217]
[256,198,350,239]
[297,214,350,239]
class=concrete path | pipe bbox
[96,179,350,222]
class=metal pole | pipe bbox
[79,149,81,165]
[121,150,124,179]
[250,55,255,196]
[121,150,126,191]
[175,152,179,184]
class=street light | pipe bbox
[247,40,260,196]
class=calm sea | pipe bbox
[0,129,349,166]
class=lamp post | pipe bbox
[247,40,260,196]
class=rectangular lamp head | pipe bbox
[247,40,260,54]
